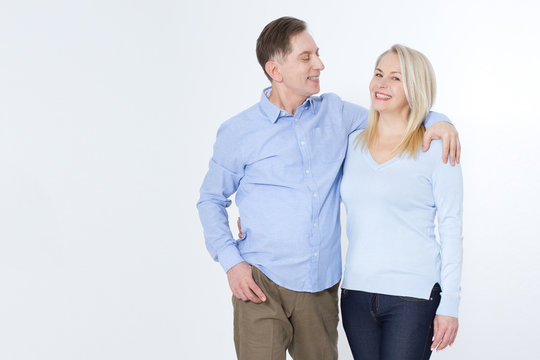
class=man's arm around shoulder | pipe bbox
[423,111,461,165]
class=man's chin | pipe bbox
[309,86,321,96]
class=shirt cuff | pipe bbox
[436,292,460,318]
[217,243,245,273]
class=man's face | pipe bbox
[276,31,325,98]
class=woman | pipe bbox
[340,44,463,360]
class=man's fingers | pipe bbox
[423,132,433,152]
[234,289,248,302]
[441,135,450,164]
[237,277,266,303]
[449,138,456,166]
[235,284,257,303]
[237,217,244,238]
[249,280,267,302]
[227,263,266,304]
[456,139,461,164]
[241,278,264,303]
[245,288,262,303]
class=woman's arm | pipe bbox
[430,153,464,351]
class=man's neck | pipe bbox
[267,85,308,115]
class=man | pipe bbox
[197,17,459,360]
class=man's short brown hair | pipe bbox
[256,17,307,81]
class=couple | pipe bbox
[197,16,463,360]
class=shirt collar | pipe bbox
[259,87,316,124]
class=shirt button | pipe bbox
[300,141,305,145]
[295,118,298,122]
[313,252,318,257]
[313,193,318,197]
[313,222,317,227]
[305,169,310,174]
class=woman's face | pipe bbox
[369,52,409,116]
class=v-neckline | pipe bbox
[365,148,401,170]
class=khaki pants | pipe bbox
[233,266,339,360]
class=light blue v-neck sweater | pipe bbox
[340,130,463,317]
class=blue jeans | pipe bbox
[341,284,441,360]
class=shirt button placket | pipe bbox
[295,108,320,290]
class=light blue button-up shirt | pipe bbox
[197,87,445,292]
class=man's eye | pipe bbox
[302,57,310,61]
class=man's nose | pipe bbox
[315,56,325,70]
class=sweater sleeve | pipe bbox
[432,157,464,317]
[197,122,246,272]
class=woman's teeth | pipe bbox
[376,93,391,99]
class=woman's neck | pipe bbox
[377,111,409,138]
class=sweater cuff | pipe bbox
[436,292,460,318]
[217,243,245,273]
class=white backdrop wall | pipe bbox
[1,1,539,359]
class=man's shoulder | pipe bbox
[220,103,262,132]
[313,92,343,105]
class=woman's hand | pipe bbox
[431,315,459,351]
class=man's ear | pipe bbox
[265,60,282,82]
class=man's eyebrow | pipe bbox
[297,49,319,56]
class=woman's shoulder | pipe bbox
[419,139,462,173]
[412,139,440,166]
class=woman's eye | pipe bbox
[375,73,382,77]
[392,77,401,81]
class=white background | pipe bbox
[1,0,539,359]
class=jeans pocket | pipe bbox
[430,283,441,300]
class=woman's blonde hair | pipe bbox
[356,44,436,158]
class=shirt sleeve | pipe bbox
[197,122,246,272]
[432,156,463,318]
[342,101,369,134]
[424,111,452,128]
[342,103,451,134]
